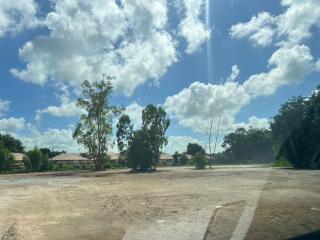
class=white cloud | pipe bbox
[20,127,84,153]
[163,135,204,154]
[230,0,320,47]
[36,101,82,120]
[0,117,25,133]
[0,0,39,38]
[230,12,276,47]
[11,0,178,97]
[36,88,84,120]
[164,81,251,133]
[277,0,320,46]
[123,102,143,130]
[164,45,319,134]
[235,116,270,130]
[178,0,211,54]
[0,99,10,117]
[227,65,240,82]
[243,45,318,97]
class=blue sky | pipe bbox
[0,0,319,153]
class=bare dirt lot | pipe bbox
[0,166,319,240]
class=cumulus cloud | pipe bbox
[227,65,240,82]
[123,102,143,130]
[20,127,84,152]
[164,44,319,134]
[164,81,251,133]
[36,88,84,120]
[230,12,276,47]
[10,0,182,96]
[243,45,318,97]
[0,99,10,117]
[163,135,205,154]
[235,116,270,130]
[230,0,320,47]
[0,0,39,38]
[0,117,25,133]
[178,0,211,54]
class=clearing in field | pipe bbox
[0,166,319,240]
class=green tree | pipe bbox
[41,153,50,171]
[73,78,122,170]
[0,140,15,172]
[126,105,170,171]
[141,104,170,170]
[277,88,320,169]
[187,143,205,156]
[40,148,66,158]
[221,127,274,164]
[270,96,305,150]
[179,153,189,165]
[116,114,133,164]
[26,147,43,171]
[127,129,147,170]
[194,153,207,169]
[23,155,32,171]
[172,151,180,166]
[0,134,24,153]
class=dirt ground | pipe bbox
[0,166,319,240]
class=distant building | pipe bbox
[12,152,27,167]
[51,153,93,167]
[159,153,173,165]
[108,153,119,161]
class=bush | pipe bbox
[22,156,32,171]
[0,143,15,172]
[179,154,189,165]
[40,154,51,171]
[194,154,207,169]
[273,156,292,168]
[25,147,52,172]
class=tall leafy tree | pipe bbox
[221,127,274,164]
[277,87,320,169]
[73,77,122,170]
[116,114,133,158]
[187,143,205,156]
[141,104,170,170]
[270,96,306,149]
[172,151,181,166]
[0,140,15,172]
[25,147,46,172]
[0,134,24,153]
[125,105,170,171]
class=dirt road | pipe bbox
[0,166,319,240]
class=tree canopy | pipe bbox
[117,104,170,171]
[219,127,274,164]
[276,87,320,169]
[0,134,24,153]
[186,143,205,156]
[116,114,133,157]
[0,140,15,172]
[73,78,122,170]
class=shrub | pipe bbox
[40,154,51,171]
[22,156,32,171]
[26,147,52,172]
[179,154,189,165]
[274,156,293,168]
[0,142,15,172]
[194,154,207,169]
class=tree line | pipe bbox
[213,86,320,169]
[72,77,170,172]
[1,79,319,172]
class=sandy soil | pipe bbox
[0,166,319,240]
